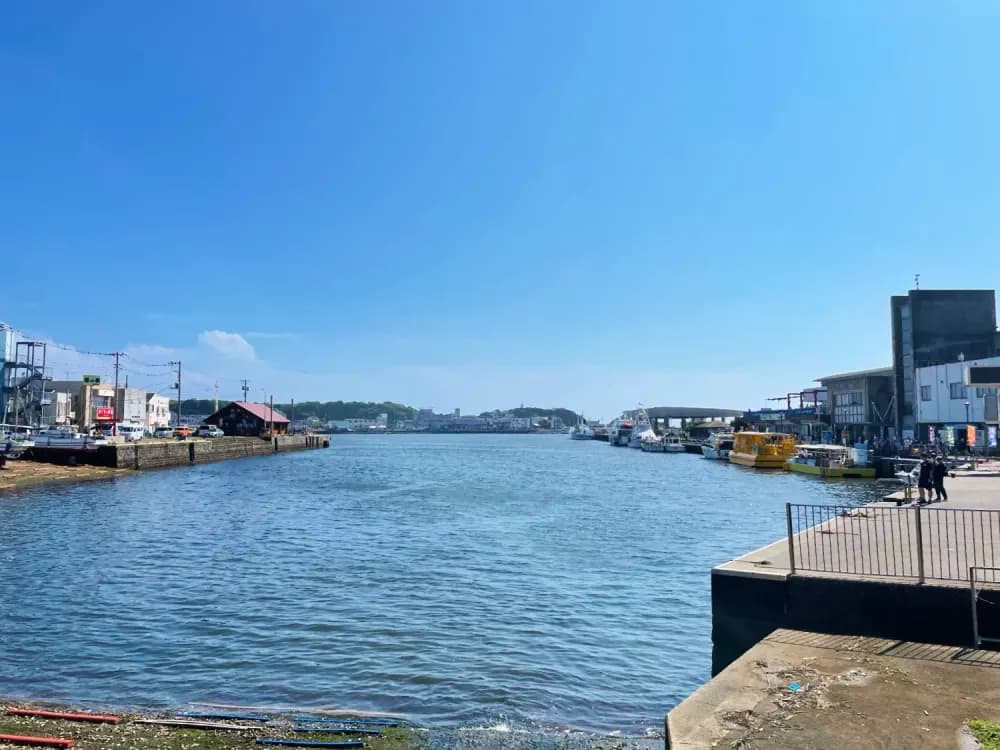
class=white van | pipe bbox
[117,424,145,442]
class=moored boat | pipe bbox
[701,433,734,460]
[786,444,876,479]
[608,416,634,447]
[640,432,666,452]
[728,431,797,469]
[628,407,655,449]
[662,433,685,453]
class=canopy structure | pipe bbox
[642,406,744,420]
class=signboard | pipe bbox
[944,426,955,446]
[966,366,1000,386]
[928,426,936,443]
[96,407,114,421]
[968,425,977,447]
[82,374,100,385]
[989,426,997,448]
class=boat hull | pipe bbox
[786,462,876,479]
[701,446,730,460]
[729,451,789,469]
[663,444,685,453]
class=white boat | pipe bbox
[702,433,735,460]
[628,407,655,449]
[569,416,594,440]
[32,426,108,450]
[640,432,666,452]
[662,433,686,453]
[608,415,634,447]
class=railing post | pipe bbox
[786,502,796,574]
[971,567,981,648]
[914,505,925,584]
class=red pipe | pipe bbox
[0,734,75,748]
[6,708,119,724]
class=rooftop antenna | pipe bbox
[914,273,920,290]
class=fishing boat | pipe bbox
[662,433,685,453]
[569,416,594,440]
[628,407,655,449]
[728,431,798,469]
[786,444,876,478]
[608,416,634,447]
[639,432,666,452]
[701,433,734,460]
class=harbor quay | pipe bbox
[666,466,1000,748]
[1,434,328,491]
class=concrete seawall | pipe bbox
[709,568,996,674]
[30,435,328,470]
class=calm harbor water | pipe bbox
[0,435,880,734]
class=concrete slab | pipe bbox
[668,628,1000,749]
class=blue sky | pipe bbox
[4,1,1000,419]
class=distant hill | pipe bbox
[172,399,578,428]
[171,399,416,426]
[479,407,580,425]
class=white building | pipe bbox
[146,393,171,432]
[916,356,1000,446]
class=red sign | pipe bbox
[96,407,114,421]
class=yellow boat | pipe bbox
[728,431,798,469]
[786,444,876,479]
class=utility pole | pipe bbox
[169,361,182,426]
[241,379,249,403]
[269,393,274,436]
[214,382,219,414]
[113,351,121,436]
[291,398,295,434]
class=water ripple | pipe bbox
[0,434,879,734]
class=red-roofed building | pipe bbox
[204,401,290,436]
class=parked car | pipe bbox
[153,426,174,438]
[117,424,145,442]
[197,425,224,438]
[172,426,192,438]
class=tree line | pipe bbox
[171,399,579,427]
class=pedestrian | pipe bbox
[917,454,933,503]
[933,457,949,502]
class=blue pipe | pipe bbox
[292,717,401,727]
[178,711,271,722]
[292,727,382,736]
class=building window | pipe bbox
[833,390,864,424]
[976,387,996,398]
[920,385,931,401]
[950,382,968,400]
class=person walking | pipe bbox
[932,456,949,502]
[917,455,933,503]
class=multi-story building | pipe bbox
[146,393,171,432]
[0,323,13,420]
[890,289,998,440]
[816,367,895,444]
[916,356,1000,449]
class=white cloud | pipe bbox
[197,330,256,360]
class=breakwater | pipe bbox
[29,435,328,470]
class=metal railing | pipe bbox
[786,503,1000,583]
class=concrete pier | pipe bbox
[28,434,328,470]
[711,471,1000,674]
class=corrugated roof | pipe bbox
[233,401,290,424]
[815,366,893,383]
